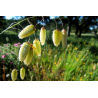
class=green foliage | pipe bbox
[0,16,98,81]
[0,31,98,81]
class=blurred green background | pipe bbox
[0,16,98,81]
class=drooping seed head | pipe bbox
[40,27,46,45]
[19,42,30,61]
[52,29,61,47]
[33,39,41,56]
[18,25,36,39]
[24,46,33,66]
[11,69,18,81]
[61,29,67,48]
[20,67,25,80]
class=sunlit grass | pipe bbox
[0,30,98,81]
[0,40,98,81]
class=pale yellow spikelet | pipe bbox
[20,67,25,80]
[40,27,46,45]
[11,69,18,81]
[24,45,33,66]
[61,29,67,48]
[18,25,36,39]
[19,42,30,62]
[52,29,61,47]
[33,39,41,56]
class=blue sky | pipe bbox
[5,16,23,19]
[50,16,59,19]
[5,16,14,19]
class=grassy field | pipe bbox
[0,30,98,81]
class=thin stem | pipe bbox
[27,19,32,25]
[34,19,43,28]
[0,16,34,35]
[42,16,44,27]
[54,18,57,29]
[11,28,21,31]
[33,18,43,39]
[0,23,16,34]
[59,18,64,29]
[28,37,30,42]
[11,22,24,28]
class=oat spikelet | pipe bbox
[61,29,67,48]
[18,25,36,39]
[11,69,18,81]
[19,42,30,61]
[24,44,33,66]
[40,27,46,45]
[20,67,25,80]
[33,39,41,56]
[52,29,61,47]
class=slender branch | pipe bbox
[33,19,43,39]
[42,16,44,27]
[34,16,45,28]
[54,18,57,29]
[27,19,32,25]
[0,16,34,35]
[11,28,21,31]
[34,19,43,28]
[0,22,17,35]
[10,22,24,28]
[59,18,64,29]
[28,37,30,42]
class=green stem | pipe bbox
[0,16,35,35]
